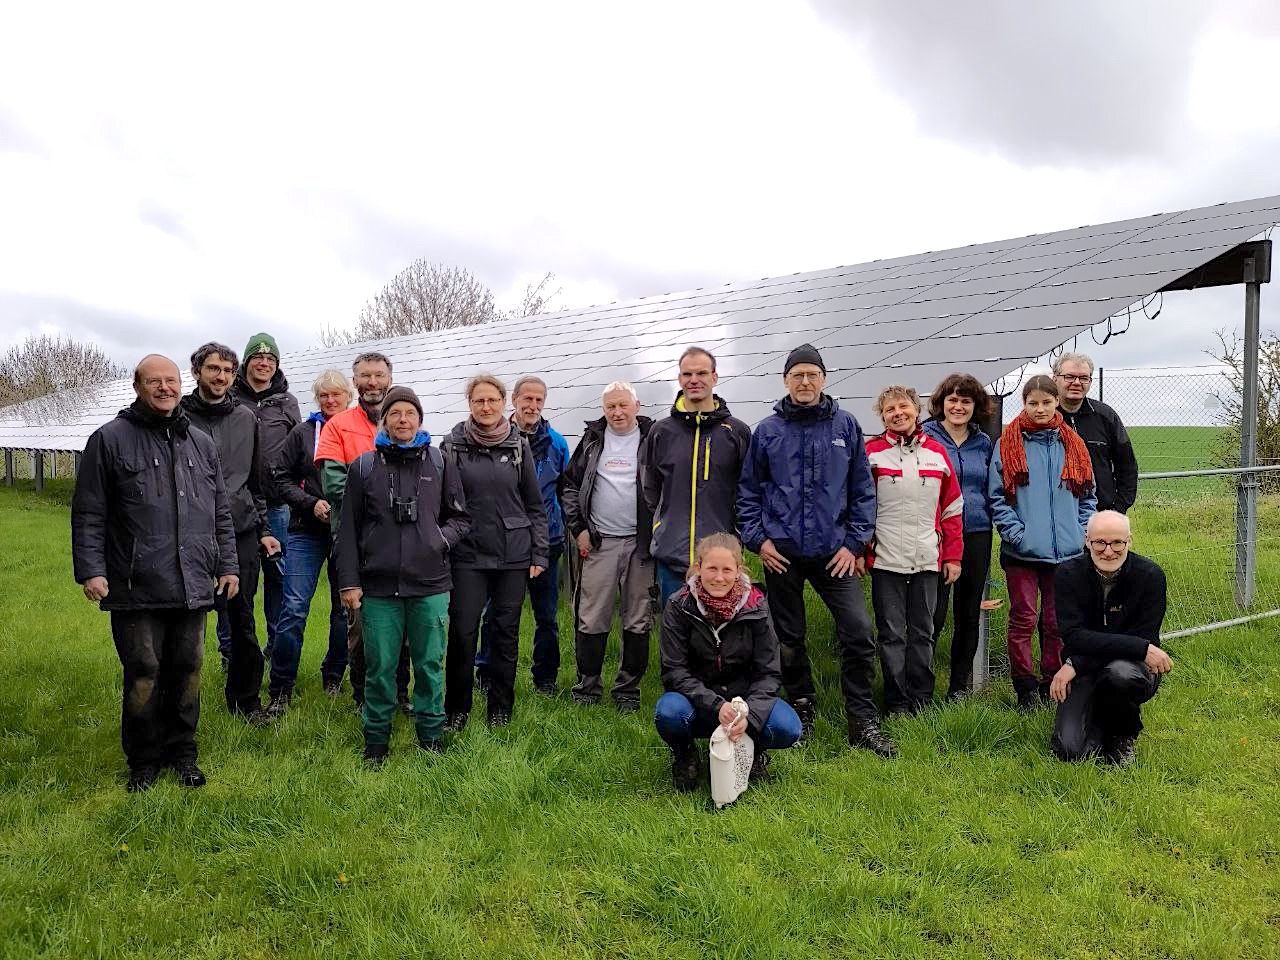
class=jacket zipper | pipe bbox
[689,418,702,569]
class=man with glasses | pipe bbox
[1048,511,1171,766]
[1053,353,1139,513]
[738,343,890,756]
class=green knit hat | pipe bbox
[243,332,280,364]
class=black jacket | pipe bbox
[562,415,656,557]
[335,436,471,597]
[659,582,782,735]
[71,400,239,611]
[235,369,301,507]
[274,414,330,537]
[1055,551,1167,674]
[441,423,549,570]
[181,390,268,538]
[642,396,751,572]
[1061,398,1138,513]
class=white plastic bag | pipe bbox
[708,697,754,809]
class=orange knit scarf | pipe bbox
[998,411,1094,504]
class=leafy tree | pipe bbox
[1207,327,1280,489]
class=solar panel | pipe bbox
[3,195,1278,453]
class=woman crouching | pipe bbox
[655,533,802,794]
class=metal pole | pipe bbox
[50,453,56,479]
[1096,366,1104,404]
[3,449,12,487]
[971,391,1003,692]
[33,450,44,492]
[1235,259,1261,609]
[73,451,82,477]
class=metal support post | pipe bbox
[74,451,82,477]
[49,453,56,479]
[1235,259,1261,609]
[3,449,12,486]
[971,391,1003,692]
[33,450,45,492]
[1096,366,1104,404]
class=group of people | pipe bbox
[71,336,1171,797]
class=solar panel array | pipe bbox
[3,194,1278,452]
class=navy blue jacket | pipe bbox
[737,395,877,560]
[518,417,571,549]
[922,420,994,534]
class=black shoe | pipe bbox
[1015,687,1039,713]
[570,691,600,706]
[614,698,640,714]
[172,760,206,789]
[748,749,771,784]
[445,712,469,733]
[362,742,388,767]
[126,765,162,793]
[1103,736,1137,767]
[417,738,446,754]
[238,707,274,727]
[670,742,700,793]
[487,711,511,727]
[791,697,815,741]
[848,718,898,758]
[323,679,342,699]
[944,688,969,704]
[1038,681,1053,707]
[265,691,291,718]
[533,680,558,698]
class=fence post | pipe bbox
[1236,258,1261,609]
[971,392,1004,691]
[74,451,82,477]
[3,449,12,487]
[1096,366,1104,404]
[33,450,45,492]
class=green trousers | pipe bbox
[360,593,449,744]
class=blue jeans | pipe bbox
[654,692,802,750]
[656,560,686,610]
[268,527,347,695]
[262,504,290,659]
[478,543,563,685]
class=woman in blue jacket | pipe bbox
[923,373,994,701]
[988,375,1096,711]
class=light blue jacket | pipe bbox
[988,428,1096,564]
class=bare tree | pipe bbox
[504,272,562,320]
[1208,327,1280,486]
[321,262,502,347]
[0,335,128,408]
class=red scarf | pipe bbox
[998,411,1094,505]
[692,576,749,627]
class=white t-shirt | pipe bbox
[591,425,640,537]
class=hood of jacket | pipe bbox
[235,366,291,402]
[119,398,191,437]
[375,429,433,455]
[182,388,238,418]
[668,393,736,426]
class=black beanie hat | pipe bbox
[380,385,423,422]
[784,343,826,375]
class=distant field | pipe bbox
[1128,425,1227,473]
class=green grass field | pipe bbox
[2,481,1280,959]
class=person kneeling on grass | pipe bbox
[656,533,802,794]
[1049,511,1171,766]
[336,387,471,765]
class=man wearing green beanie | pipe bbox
[234,332,301,680]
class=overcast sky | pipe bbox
[1,0,1277,376]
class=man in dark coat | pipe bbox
[1050,511,1171,766]
[233,331,300,659]
[181,342,281,724]
[72,354,239,792]
[1054,352,1139,513]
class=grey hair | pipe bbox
[872,384,922,418]
[1052,352,1095,376]
[352,351,392,375]
[465,372,507,400]
[312,369,354,403]
[512,375,547,399]
[1087,510,1132,537]
[602,380,639,402]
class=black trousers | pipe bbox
[1051,660,1161,761]
[218,529,265,715]
[445,567,527,718]
[873,569,940,713]
[111,609,206,770]
[345,605,411,707]
[763,552,878,722]
[933,530,993,695]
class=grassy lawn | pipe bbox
[2,481,1279,959]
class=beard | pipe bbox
[359,387,387,406]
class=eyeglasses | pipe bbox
[1087,538,1130,553]
[786,372,823,383]
[1058,374,1092,383]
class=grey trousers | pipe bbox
[872,568,940,713]
[573,534,655,701]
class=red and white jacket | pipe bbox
[865,430,964,574]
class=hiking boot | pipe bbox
[670,742,700,793]
[848,718,897,758]
[614,698,640,715]
[487,710,512,728]
[323,679,342,699]
[1015,687,1040,713]
[362,742,388,767]
[126,765,162,793]
[173,760,207,789]
[239,707,274,727]
[748,749,771,784]
[265,691,291,718]
[445,712,469,733]
[791,697,815,741]
[417,738,446,754]
[570,691,600,706]
[533,680,558,698]
[1103,736,1137,767]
